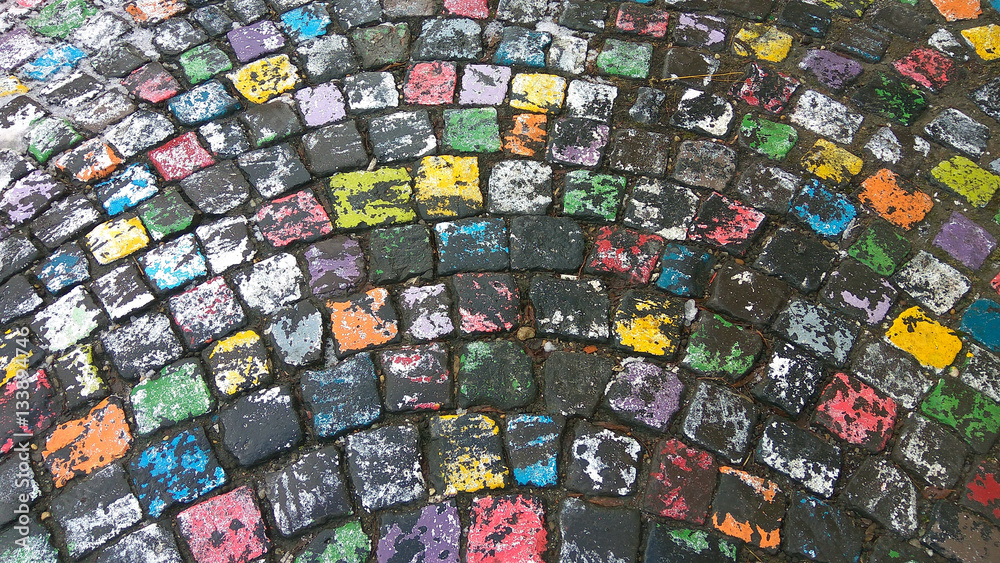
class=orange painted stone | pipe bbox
[857,168,933,230]
[930,0,982,21]
[327,288,400,357]
[42,397,133,487]
[504,114,546,157]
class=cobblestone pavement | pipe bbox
[4,0,1000,561]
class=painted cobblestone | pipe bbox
[2,1,1000,561]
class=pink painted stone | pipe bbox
[445,0,488,18]
[295,82,347,127]
[123,63,181,104]
[934,211,997,270]
[177,486,269,563]
[403,61,458,105]
[458,64,511,106]
[254,189,333,248]
[148,132,216,181]
[616,4,669,37]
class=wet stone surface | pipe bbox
[4,1,1000,561]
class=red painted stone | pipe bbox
[963,460,1000,524]
[1,368,57,455]
[148,132,216,181]
[584,225,665,284]
[642,438,718,524]
[813,372,897,452]
[893,47,954,92]
[687,192,768,256]
[444,0,488,18]
[177,486,269,563]
[991,271,1000,295]
[403,61,458,105]
[467,495,546,563]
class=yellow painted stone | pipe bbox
[801,139,863,184]
[437,415,507,495]
[886,306,963,370]
[228,55,300,103]
[86,217,150,265]
[210,330,270,396]
[733,24,793,62]
[328,167,415,229]
[930,155,1000,208]
[962,24,1000,61]
[614,298,680,357]
[413,156,483,219]
[510,73,567,114]
[0,76,27,97]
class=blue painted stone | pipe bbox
[38,244,89,294]
[961,299,1000,354]
[506,414,560,487]
[95,163,158,216]
[129,427,227,518]
[790,179,857,238]
[301,353,381,438]
[168,80,240,126]
[280,4,330,42]
[20,44,86,81]
[494,27,551,68]
[141,234,208,292]
[656,243,715,297]
[434,218,509,275]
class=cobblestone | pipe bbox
[2,1,1000,560]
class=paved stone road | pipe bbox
[2,0,1000,561]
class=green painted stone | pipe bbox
[852,72,927,126]
[682,313,764,381]
[27,117,83,164]
[295,520,371,563]
[131,359,214,435]
[27,0,97,38]
[739,113,797,160]
[458,340,536,409]
[178,44,233,84]
[138,189,197,241]
[921,377,1000,454]
[596,39,653,79]
[328,167,416,230]
[443,107,501,153]
[930,156,1000,208]
[562,170,626,222]
[847,221,911,276]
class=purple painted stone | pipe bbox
[548,119,610,167]
[934,211,997,270]
[295,82,347,127]
[227,21,286,63]
[378,501,460,563]
[0,170,65,225]
[798,49,863,91]
[458,64,511,106]
[0,30,41,71]
[303,236,366,296]
[604,359,683,432]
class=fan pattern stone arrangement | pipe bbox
[3,0,1000,561]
